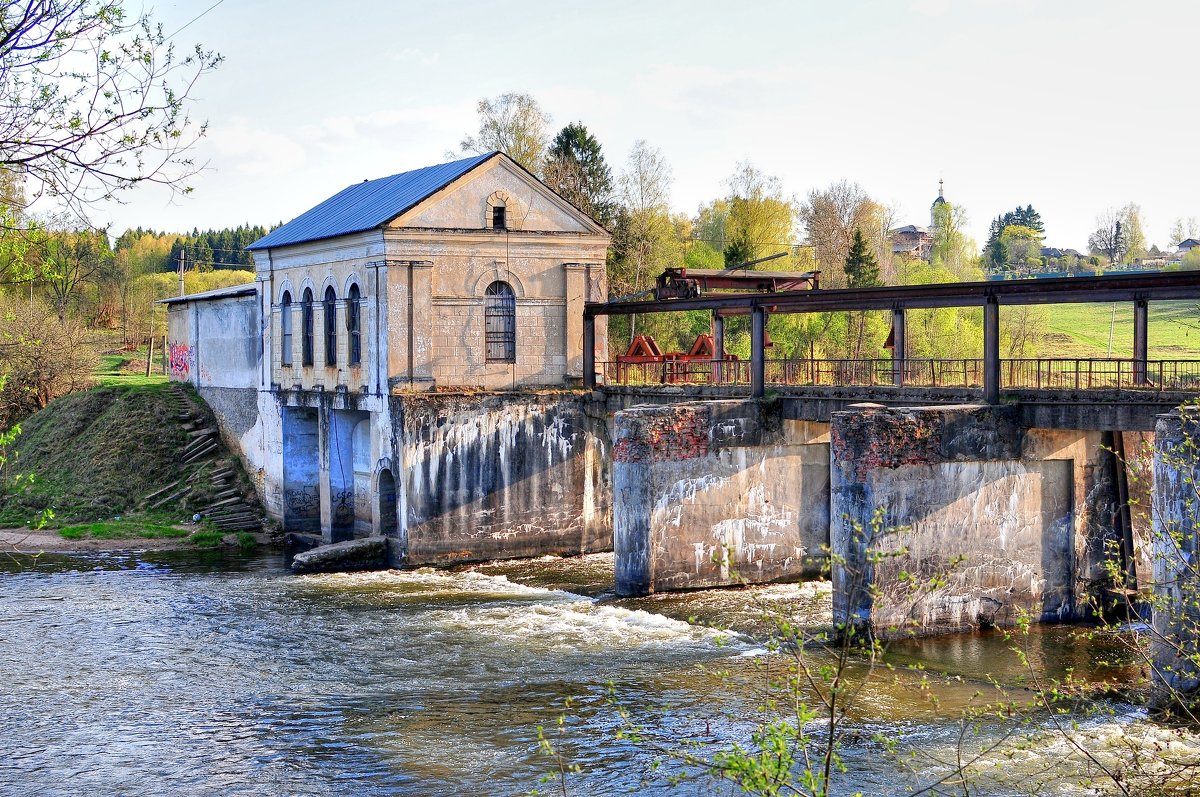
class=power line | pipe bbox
[166,0,227,39]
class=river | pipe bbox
[0,549,1192,796]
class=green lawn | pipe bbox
[93,347,168,386]
[1040,300,1200,359]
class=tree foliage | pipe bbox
[984,205,1044,268]
[799,181,880,288]
[844,228,879,288]
[543,122,615,227]
[459,92,550,174]
[0,1,221,217]
[1089,208,1132,265]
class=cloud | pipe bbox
[205,118,307,177]
[392,47,440,67]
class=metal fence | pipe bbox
[600,358,1200,392]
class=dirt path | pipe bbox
[0,527,200,554]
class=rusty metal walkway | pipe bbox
[583,272,1200,402]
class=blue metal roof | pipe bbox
[246,152,498,251]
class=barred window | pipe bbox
[324,286,338,366]
[280,291,293,366]
[484,281,516,363]
[346,283,362,366]
[301,288,314,367]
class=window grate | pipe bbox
[484,281,516,363]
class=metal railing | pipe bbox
[601,358,1200,392]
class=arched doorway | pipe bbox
[378,468,398,536]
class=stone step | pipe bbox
[182,440,219,464]
[142,478,183,505]
[186,427,215,439]
[212,488,242,501]
[198,495,243,513]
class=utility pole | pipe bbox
[1107,302,1116,357]
[178,249,186,297]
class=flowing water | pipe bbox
[0,549,1192,796]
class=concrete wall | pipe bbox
[830,404,1118,639]
[1151,409,1200,706]
[613,400,830,596]
[394,392,611,564]
[166,293,259,388]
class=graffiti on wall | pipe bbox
[285,486,319,516]
[168,342,194,380]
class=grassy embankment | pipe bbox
[0,378,255,549]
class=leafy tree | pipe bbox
[1170,217,1200,248]
[723,162,797,264]
[609,140,679,350]
[1089,209,1129,265]
[800,180,877,288]
[983,205,1045,268]
[1119,203,1147,263]
[998,224,1043,268]
[543,123,615,226]
[0,1,220,216]
[459,92,550,174]
[38,225,112,322]
[844,228,880,288]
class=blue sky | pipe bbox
[105,0,1198,251]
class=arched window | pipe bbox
[280,291,293,367]
[484,281,516,363]
[301,288,314,367]
[324,286,338,366]
[346,283,362,366]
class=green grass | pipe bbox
[93,347,168,387]
[191,530,224,547]
[58,519,190,540]
[1040,300,1200,359]
[0,384,192,526]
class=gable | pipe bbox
[390,156,607,235]
[246,153,496,250]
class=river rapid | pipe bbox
[0,549,1193,796]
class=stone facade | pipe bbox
[165,153,614,560]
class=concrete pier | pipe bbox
[829,404,1122,638]
[1151,409,1200,708]
[613,400,828,596]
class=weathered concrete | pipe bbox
[603,385,1185,432]
[291,536,389,574]
[830,404,1123,639]
[1150,409,1200,707]
[613,400,828,596]
[395,392,611,565]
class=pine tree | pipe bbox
[544,122,615,225]
[844,227,880,287]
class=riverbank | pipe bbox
[0,524,266,553]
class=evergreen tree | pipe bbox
[844,227,880,287]
[544,122,616,226]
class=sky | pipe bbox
[93,0,1199,252]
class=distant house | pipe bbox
[1178,238,1200,255]
[890,224,932,259]
[889,181,948,262]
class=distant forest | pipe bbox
[113,224,272,272]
